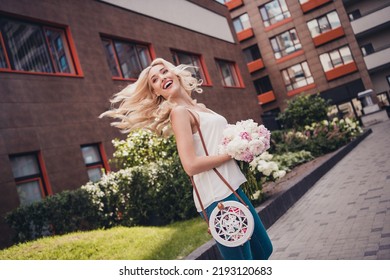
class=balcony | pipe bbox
[363,47,390,71]
[300,0,332,13]
[313,26,345,47]
[225,0,244,11]
[236,28,254,42]
[247,59,265,73]
[325,62,358,81]
[350,6,390,36]
[257,91,276,105]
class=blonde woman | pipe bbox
[100,58,272,260]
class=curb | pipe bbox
[185,129,373,260]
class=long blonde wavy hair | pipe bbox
[99,58,203,136]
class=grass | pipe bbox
[0,218,211,260]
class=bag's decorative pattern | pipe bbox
[209,201,254,247]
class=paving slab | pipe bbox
[268,120,390,260]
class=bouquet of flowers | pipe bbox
[218,119,271,163]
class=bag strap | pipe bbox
[186,109,248,226]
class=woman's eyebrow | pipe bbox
[150,66,165,80]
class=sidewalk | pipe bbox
[268,119,390,259]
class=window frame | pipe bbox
[270,28,302,59]
[259,0,291,28]
[9,152,52,206]
[81,143,110,183]
[0,14,82,77]
[243,44,262,63]
[232,13,251,33]
[215,59,243,88]
[254,76,273,94]
[281,61,314,91]
[307,10,341,38]
[319,45,354,72]
[171,49,211,86]
[101,35,153,81]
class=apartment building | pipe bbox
[0,0,262,248]
[343,0,390,109]
[219,0,384,128]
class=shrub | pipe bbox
[111,130,178,168]
[277,94,330,129]
[270,117,363,157]
[5,189,100,243]
[81,159,196,227]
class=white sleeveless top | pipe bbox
[190,110,247,212]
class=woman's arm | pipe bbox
[170,106,231,176]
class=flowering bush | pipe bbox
[81,157,196,227]
[249,152,286,182]
[219,119,271,162]
[270,117,363,157]
[272,150,314,171]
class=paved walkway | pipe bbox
[268,119,390,260]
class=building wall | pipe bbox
[343,0,390,100]
[0,0,261,248]
[226,0,373,120]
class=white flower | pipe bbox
[218,119,270,162]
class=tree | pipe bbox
[277,93,330,129]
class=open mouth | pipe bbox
[163,80,173,90]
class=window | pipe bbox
[171,50,209,84]
[243,45,262,63]
[81,144,108,183]
[307,11,341,38]
[281,61,314,91]
[259,0,291,27]
[361,44,374,56]
[270,29,301,59]
[9,153,49,206]
[232,13,251,33]
[101,37,152,80]
[254,76,273,94]
[0,16,77,74]
[319,46,354,72]
[348,10,361,21]
[216,59,241,87]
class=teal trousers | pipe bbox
[200,188,273,260]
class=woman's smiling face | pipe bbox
[148,64,180,100]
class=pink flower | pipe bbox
[239,131,252,141]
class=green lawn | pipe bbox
[0,218,211,260]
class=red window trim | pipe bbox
[0,32,11,70]
[276,49,305,64]
[264,17,293,32]
[236,28,254,42]
[100,34,154,81]
[16,177,46,200]
[287,83,316,96]
[300,0,332,13]
[257,90,276,105]
[99,143,111,173]
[0,13,83,77]
[11,151,52,200]
[171,48,213,86]
[216,58,245,88]
[81,143,111,175]
[225,0,244,11]
[324,61,358,81]
[37,151,53,196]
